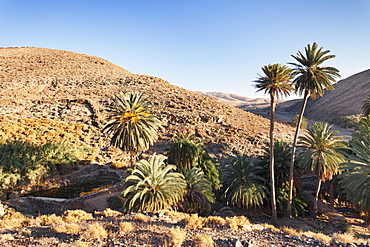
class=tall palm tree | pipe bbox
[298,122,347,215]
[363,95,370,116]
[123,154,186,212]
[103,91,162,162]
[339,137,370,216]
[287,43,340,217]
[255,63,293,220]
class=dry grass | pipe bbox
[35,214,64,226]
[95,208,122,217]
[0,210,30,229]
[52,223,80,234]
[281,226,301,237]
[80,223,108,240]
[56,241,90,247]
[168,227,187,247]
[193,234,215,247]
[62,209,93,223]
[303,231,331,245]
[135,213,148,222]
[182,214,205,230]
[119,222,134,233]
[205,216,227,228]
[226,215,250,230]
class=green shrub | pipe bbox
[0,140,79,192]
[331,114,363,128]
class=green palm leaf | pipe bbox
[123,154,186,212]
[103,91,162,156]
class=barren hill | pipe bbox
[278,69,370,121]
[0,47,295,165]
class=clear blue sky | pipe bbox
[1,0,369,99]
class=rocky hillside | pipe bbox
[278,69,370,121]
[0,47,295,165]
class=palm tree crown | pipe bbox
[298,122,346,181]
[255,64,294,99]
[340,137,370,215]
[289,42,340,99]
[103,91,162,156]
[363,95,370,116]
[123,154,186,212]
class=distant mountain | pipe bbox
[196,91,270,107]
[277,69,370,121]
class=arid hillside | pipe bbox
[0,47,295,165]
[277,69,370,121]
[195,91,270,107]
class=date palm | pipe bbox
[287,43,340,217]
[298,122,346,215]
[122,154,186,212]
[339,137,370,216]
[255,63,293,220]
[103,91,162,161]
[363,95,370,116]
[223,155,267,209]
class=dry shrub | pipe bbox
[62,210,93,223]
[58,240,89,247]
[162,210,188,220]
[80,223,108,240]
[52,223,80,234]
[135,213,148,222]
[261,223,279,232]
[303,231,331,245]
[182,214,204,230]
[119,222,134,233]
[226,215,250,230]
[193,234,215,247]
[205,216,226,228]
[95,208,122,217]
[110,160,130,169]
[281,226,301,236]
[331,232,359,245]
[0,210,30,229]
[168,227,187,247]
[36,214,64,226]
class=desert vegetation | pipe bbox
[1,46,370,246]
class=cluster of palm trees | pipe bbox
[255,42,342,219]
[102,45,370,220]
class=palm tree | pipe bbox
[351,115,370,142]
[298,122,347,215]
[122,154,186,212]
[255,63,294,220]
[167,131,221,189]
[339,137,370,216]
[103,91,162,162]
[180,167,214,215]
[363,95,370,116]
[223,155,267,209]
[287,42,340,217]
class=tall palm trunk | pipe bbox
[287,90,309,217]
[314,178,322,216]
[269,95,277,221]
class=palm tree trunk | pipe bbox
[287,90,309,217]
[314,178,322,216]
[270,95,277,221]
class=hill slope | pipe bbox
[0,47,295,165]
[278,69,370,121]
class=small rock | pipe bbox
[235,240,244,247]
